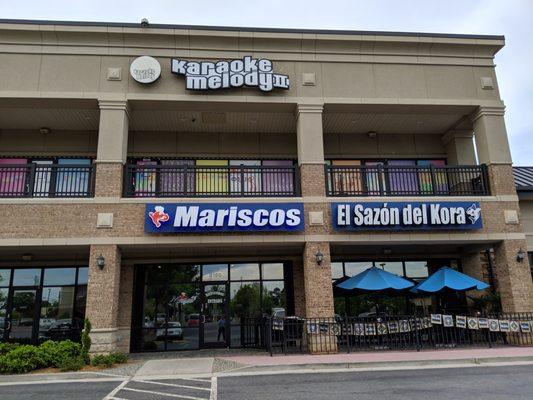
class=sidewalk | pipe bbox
[219,347,533,369]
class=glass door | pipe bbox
[0,288,8,342]
[200,283,228,348]
[7,289,38,343]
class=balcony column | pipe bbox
[86,244,123,353]
[95,100,129,198]
[296,103,326,197]
[471,106,533,313]
[442,130,476,165]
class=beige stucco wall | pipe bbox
[0,130,97,156]
[519,198,533,251]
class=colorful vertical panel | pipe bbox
[195,160,228,195]
[135,159,157,196]
[388,160,418,194]
[364,161,386,195]
[262,160,294,195]
[331,160,361,194]
[32,160,53,196]
[0,158,27,196]
[56,159,91,196]
[160,159,194,195]
[229,160,261,194]
[417,160,448,194]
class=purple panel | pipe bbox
[160,159,194,195]
[262,160,293,195]
[388,160,418,194]
[0,158,27,195]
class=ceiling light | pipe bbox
[367,131,377,139]
[39,127,51,134]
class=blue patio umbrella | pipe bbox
[410,266,489,294]
[336,266,415,293]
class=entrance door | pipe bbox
[5,288,39,343]
[200,283,228,348]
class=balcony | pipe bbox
[0,163,95,198]
[325,164,490,197]
[123,164,300,197]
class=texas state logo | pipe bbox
[148,206,170,228]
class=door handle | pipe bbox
[5,320,11,332]
[201,315,206,324]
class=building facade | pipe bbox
[0,20,532,353]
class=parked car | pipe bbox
[187,314,200,327]
[156,321,183,340]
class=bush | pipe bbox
[91,352,127,368]
[80,319,92,365]
[91,354,114,367]
[0,342,20,356]
[58,356,85,372]
[109,352,128,364]
[38,340,81,368]
[0,345,47,374]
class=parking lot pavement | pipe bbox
[105,377,214,400]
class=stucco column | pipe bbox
[442,130,476,166]
[95,100,129,197]
[296,103,325,196]
[472,106,533,313]
[86,244,123,353]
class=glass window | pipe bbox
[202,264,228,281]
[262,281,285,315]
[230,263,260,281]
[13,269,41,286]
[73,285,87,329]
[261,263,284,280]
[344,262,371,277]
[77,267,88,285]
[331,262,344,280]
[230,281,261,347]
[376,261,404,276]
[0,269,10,287]
[43,268,76,286]
[405,261,429,278]
[39,286,75,341]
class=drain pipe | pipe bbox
[485,249,496,294]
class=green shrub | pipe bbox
[0,345,47,374]
[91,354,114,368]
[0,342,20,356]
[58,356,85,372]
[109,352,128,364]
[80,319,92,365]
[38,340,81,368]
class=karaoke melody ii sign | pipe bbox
[171,56,290,91]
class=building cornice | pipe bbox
[471,106,506,122]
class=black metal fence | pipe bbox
[240,313,533,355]
[326,164,490,196]
[124,164,300,197]
[0,164,95,198]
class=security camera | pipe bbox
[141,18,149,28]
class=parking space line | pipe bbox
[133,379,211,391]
[121,386,208,399]
[103,379,129,400]
[209,376,217,400]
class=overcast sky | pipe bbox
[1,0,532,165]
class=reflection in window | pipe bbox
[345,262,371,277]
[376,261,404,276]
[230,281,261,347]
[262,281,285,315]
[0,269,11,287]
[202,264,228,281]
[39,287,75,341]
[13,269,41,286]
[261,263,284,280]
[43,268,76,286]
[331,262,344,280]
[230,263,259,281]
[405,261,429,278]
[77,267,89,285]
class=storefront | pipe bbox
[0,19,532,354]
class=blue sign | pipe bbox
[145,203,304,233]
[332,202,482,231]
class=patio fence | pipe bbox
[241,313,533,355]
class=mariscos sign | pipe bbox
[145,203,303,233]
[332,202,483,231]
[171,56,290,91]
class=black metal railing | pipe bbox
[124,164,300,197]
[255,312,533,355]
[326,164,490,196]
[0,164,95,198]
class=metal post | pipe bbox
[430,165,437,195]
